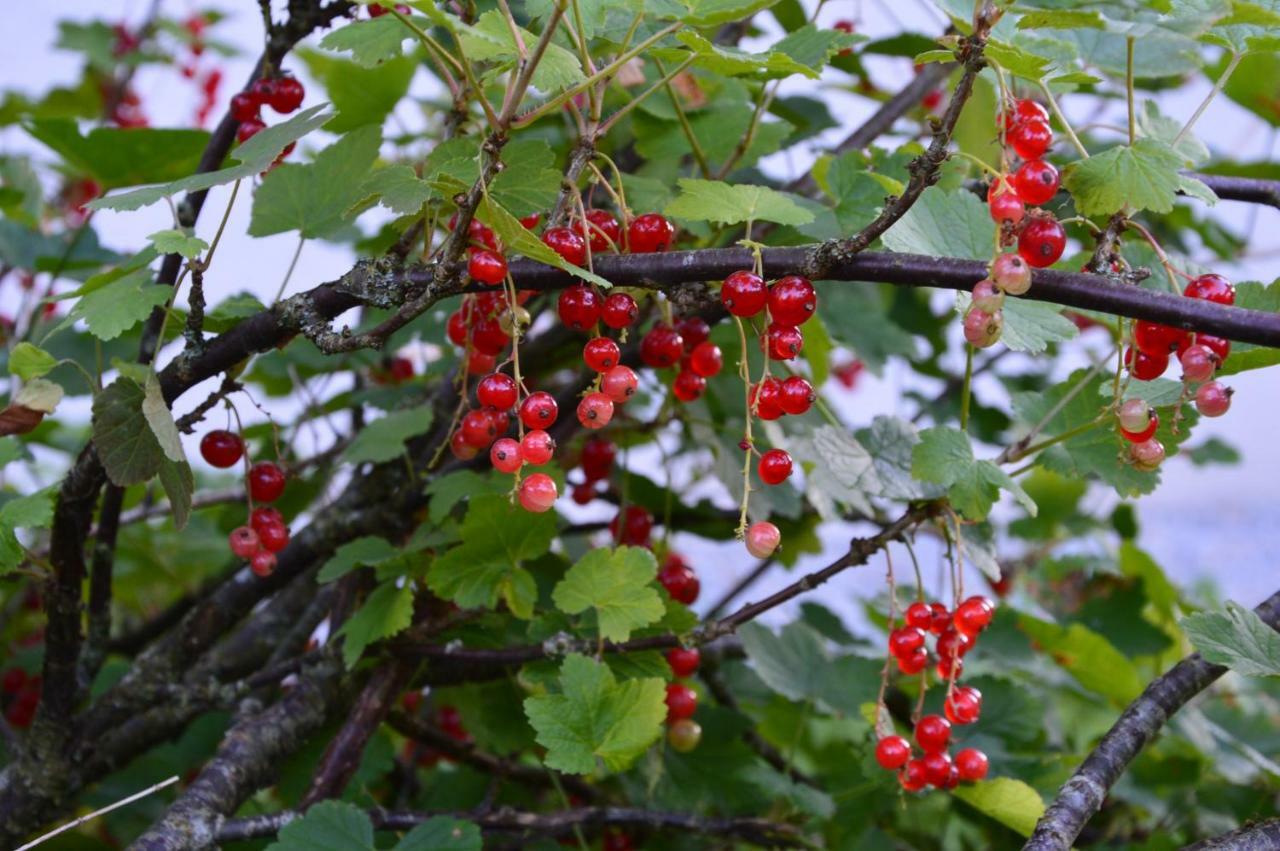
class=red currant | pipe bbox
[745,520,781,559]
[953,595,995,636]
[267,75,304,113]
[542,227,587,266]
[963,308,1003,348]
[446,310,469,347]
[469,316,510,355]
[897,647,928,674]
[518,473,558,512]
[467,351,496,375]
[721,270,768,317]
[250,506,283,537]
[1131,438,1166,470]
[577,392,614,429]
[1134,321,1188,356]
[1184,273,1234,305]
[467,248,507,286]
[248,462,286,503]
[558,284,602,331]
[991,252,1031,295]
[928,602,951,634]
[1120,412,1158,443]
[520,430,555,465]
[936,627,973,660]
[764,323,803,360]
[688,342,723,378]
[1195,380,1232,417]
[1008,118,1052,160]
[627,213,675,253]
[1012,159,1060,205]
[749,377,785,420]
[944,685,983,725]
[875,735,912,770]
[519,212,541,229]
[914,715,950,754]
[450,430,479,460]
[1179,344,1217,382]
[519,392,559,429]
[200,430,244,468]
[579,209,621,253]
[229,526,260,558]
[936,656,964,679]
[972,279,1004,314]
[581,436,616,481]
[676,316,710,350]
[611,505,654,546]
[251,550,277,577]
[230,92,260,122]
[955,747,989,781]
[667,647,701,678]
[658,554,700,604]
[665,682,697,720]
[923,751,953,787]
[490,438,522,473]
[988,181,1025,225]
[477,373,518,410]
[602,292,638,329]
[601,365,639,404]
[768,276,817,326]
[672,370,706,402]
[460,408,498,448]
[778,376,815,416]
[1117,398,1153,433]
[571,483,596,505]
[640,324,685,368]
[236,118,265,143]
[900,758,929,792]
[905,602,933,630]
[1004,98,1050,127]
[583,337,621,372]
[1017,216,1066,268]
[1125,346,1169,381]
[258,520,290,553]
[758,448,793,485]
[1178,333,1230,364]
[889,626,926,657]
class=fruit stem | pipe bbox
[1174,52,1241,147]
[1035,80,1089,160]
[653,57,711,179]
[733,315,755,538]
[1126,37,1136,146]
[959,344,974,431]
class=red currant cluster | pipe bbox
[0,666,41,729]
[199,430,291,577]
[370,354,415,386]
[569,435,616,504]
[664,670,701,753]
[367,3,412,15]
[1119,273,1236,470]
[230,73,306,150]
[963,252,1033,349]
[605,503,702,603]
[639,316,724,403]
[875,596,995,790]
[107,23,149,127]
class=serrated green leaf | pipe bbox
[59,267,171,341]
[552,546,665,642]
[264,800,374,851]
[985,38,1055,80]
[665,178,813,227]
[911,426,1035,519]
[395,817,482,851]
[952,778,1046,837]
[91,377,165,487]
[300,48,418,135]
[458,11,585,94]
[882,187,992,260]
[423,469,510,524]
[8,343,57,380]
[147,229,208,259]
[318,14,414,67]
[318,536,401,583]
[739,621,830,702]
[996,298,1079,355]
[1062,139,1186,217]
[523,654,666,774]
[250,125,382,238]
[664,30,818,80]
[773,23,862,68]
[1017,10,1105,29]
[1019,615,1144,702]
[338,580,416,666]
[1182,601,1280,677]
[0,490,54,529]
[25,121,211,190]
[342,406,434,465]
[359,164,433,215]
[1137,100,1210,166]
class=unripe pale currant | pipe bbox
[1195,381,1232,417]
[490,438,522,473]
[1117,398,1153,434]
[991,252,1031,295]
[1179,343,1217,383]
[963,308,1003,348]
[601,365,639,403]
[520,430,555,465]
[971,279,1004,313]
[1131,438,1166,470]
[229,526,260,559]
[667,718,702,753]
[518,473,558,512]
[745,521,781,558]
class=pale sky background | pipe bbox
[2,1,1277,623]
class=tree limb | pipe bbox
[1182,820,1280,850]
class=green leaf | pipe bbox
[458,11,586,94]
[1182,601,1280,677]
[665,0,784,26]
[0,490,54,529]
[147,229,208,259]
[1136,100,1210,166]
[423,469,511,524]
[984,38,1055,80]
[523,654,666,774]
[14,378,63,414]
[318,536,400,583]
[264,800,374,851]
[738,621,830,702]
[24,121,211,190]
[1185,436,1242,466]
[790,425,879,519]
[1062,139,1186,217]
[665,30,818,80]
[142,374,185,464]
[91,377,165,487]
[394,817,482,851]
[250,125,383,238]
[359,164,433,215]
[60,268,171,341]
[300,48,418,135]
[341,405,434,465]
[338,580,416,667]
[911,426,1035,520]
[552,546,665,642]
[1203,0,1280,53]
[1016,10,1105,30]
[952,778,1047,837]
[89,105,333,212]
[882,187,992,260]
[8,343,57,380]
[664,178,813,227]
[1019,615,1145,702]
[157,456,195,531]
[318,14,414,67]
[773,23,862,68]
[989,297,1078,355]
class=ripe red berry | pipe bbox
[936,656,964,679]
[258,520,290,553]
[897,647,928,674]
[446,310,469,347]
[248,462,286,503]
[542,227,587,266]
[1121,412,1159,443]
[1184,273,1235,305]
[905,601,933,630]
[519,212,541,229]
[450,430,479,460]
[577,392,614,429]
[580,209,621,253]
[665,682,697,720]
[955,747,989,781]
[928,602,951,634]
[490,438,522,473]
[640,324,685,368]
[583,337,621,372]
[667,647,701,678]
[721,270,768,317]
[602,292,639,328]
[571,483,596,504]
[519,392,559,429]
[764,323,803,360]
[914,715,951,754]
[601,365,639,404]
[200,430,244,468]
[461,408,498,448]
[230,92,260,122]
[745,520,781,559]
[520,430,555,465]
[1,668,27,695]
[936,627,973,660]
[467,249,508,285]
[1134,321,1188,356]
[1008,118,1052,160]
[875,735,912,770]
[1195,380,1232,417]
[768,276,817,326]
[1018,216,1066,268]
[581,436,616,481]
[627,213,675,253]
[250,550,277,577]
[236,118,265,143]
[672,370,706,402]
[923,751,953,787]
[900,758,929,792]
[945,685,983,725]
[229,526,260,559]
[469,316,510,355]
[467,350,497,375]
[676,316,710,350]
[749,377,785,420]
[477,373,518,410]
[558,284,603,331]
[1012,159,1060,205]
[658,555,700,604]
[953,595,995,636]
[1125,346,1169,381]
[758,449,793,485]
[1004,98,1050,127]
[611,505,654,546]
[889,626,926,658]
[267,76,304,113]
[688,342,723,378]
[1178,333,1230,363]
[518,473,558,512]
[251,507,284,539]
[988,181,1025,225]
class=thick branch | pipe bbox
[1186,172,1280,209]
[1182,820,1280,850]
[1024,588,1280,851]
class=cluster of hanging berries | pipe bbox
[371,354,415,385]
[607,502,702,604]
[665,642,703,752]
[989,100,1066,263]
[199,430,291,577]
[230,72,305,151]
[963,252,1033,349]
[1119,273,1236,470]
[876,596,994,790]
[570,435,616,504]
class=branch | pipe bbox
[1182,820,1280,850]
[1187,172,1280,209]
[1024,588,1280,851]
[216,805,806,847]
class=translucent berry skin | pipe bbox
[897,647,928,674]
[519,212,541,229]
[928,602,951,634]
[477,373,518,410]
[258,521,290,553]
[446,310,469,347]
[676,316,710,350]
[991,253,1032,295]
[768,276,817,326]
[268,76,305,113]
[640,324,685,368]
[915,715,951,754]
[1005,98,1050,126]
[460,408,498,448]
[518,473,558,512]
[611,505,654,546]
[667,718,702,752]
[467,249,508,285]
[1009,118,1052,160]
[490,438,522,473]
[1184,273,1235,305]
[229,526,260,559]
[963,308,1003,348]
[250,550,277,578]
[667,647,701,678]
[583,337,621,372]
[1125,346,1169,381]
[248,462,286,503]
[467,350,497,376]
[1120,413,1158,444]
[936,656,964,679]
[250,506,284,538]
[571,483,596,505]
[905,601,933,630]
[1130,438,1166,470]
[1117,398,1153,433]
[749,378,785,420]
[955,748,989,781]
[923,751,953,787]
[1012,159,1060,205]
[519,391,559,429]
[1179,344,1217,383]
[469,317,510,355]
[988,182,1025,225]
[450,430,479,460]
[1134,321,1189,356]
[520,430,555,465]
[602,292,638,329]
[689,342,723,378]
[745,520,781,558]
[779,376,815,415]
[758,448,793,485]
[721,270,768,317]
[1018,217,1066,268]
[672,370,706,402]
[230,93,260,122]
[889,626,926,657]
[972,279,1004,313]
[1195,381,1231,417]
[601,365,639,404]
[558,284,603,331]
[580,209,621,253]
[944,685,983,725]
[936,627,973,660]
[900,758,929,792]
[765,323,803,360]
[581,436,616,481]
[665,683,698,721]
[876,735,912,770]
[953,595,995,636]
[577,393,614,429]
[658,556,700,604]
[1178,333,1230,364]
[542,227,587,266]
[236,118,265,143]
[628,213,675,253]
[200,430,244,468]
